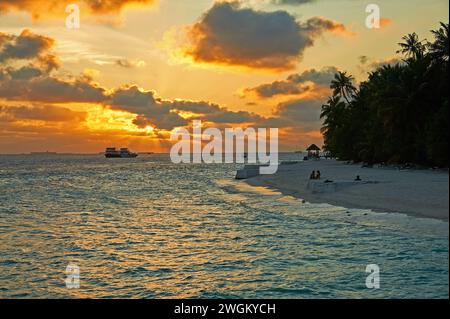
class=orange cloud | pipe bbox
[0,0,156,20]
[380,17,393,28]
[0,29,58,66]
[243,66,338,98]
[304,16,356,38]
[1,28,326,153]
[0,104,87,124]
[1,31,264,132]
[182,2,352,72]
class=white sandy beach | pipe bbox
[245,160,449,220]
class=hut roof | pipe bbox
[306,144,321,151]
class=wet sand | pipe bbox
[245,160,449,220]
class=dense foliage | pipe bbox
[321,22,449,167]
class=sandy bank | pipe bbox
[245,160,449,221]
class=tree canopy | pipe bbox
[321,22,449,167]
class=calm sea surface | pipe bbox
[0,154,448,298]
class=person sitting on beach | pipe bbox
[310,171,316,180]
[316,171,321,180]
[355,175,362,181]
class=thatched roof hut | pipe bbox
[306,144,321,159]
[306,144,321,151]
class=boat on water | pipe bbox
[105,147,138,158]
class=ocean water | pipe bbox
[0,154,448,299]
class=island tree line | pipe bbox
[321,22,449,167]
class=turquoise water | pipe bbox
[0,154,448,298]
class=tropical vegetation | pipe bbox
[321,22,449,167]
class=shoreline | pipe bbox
[244,160,449,221]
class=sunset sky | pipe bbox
[0,0,448,153]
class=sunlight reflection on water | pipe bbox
[0,154,448,298]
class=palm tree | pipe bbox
[428,22,449,63]
[397,33,427,60]
[330,71,357,104]
[321,95,341,119]
[320,95,344,156]
[321,23,449,167]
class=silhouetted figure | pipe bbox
[355,175,362,181]
[316,170,321,180]
[310,171,316,180]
